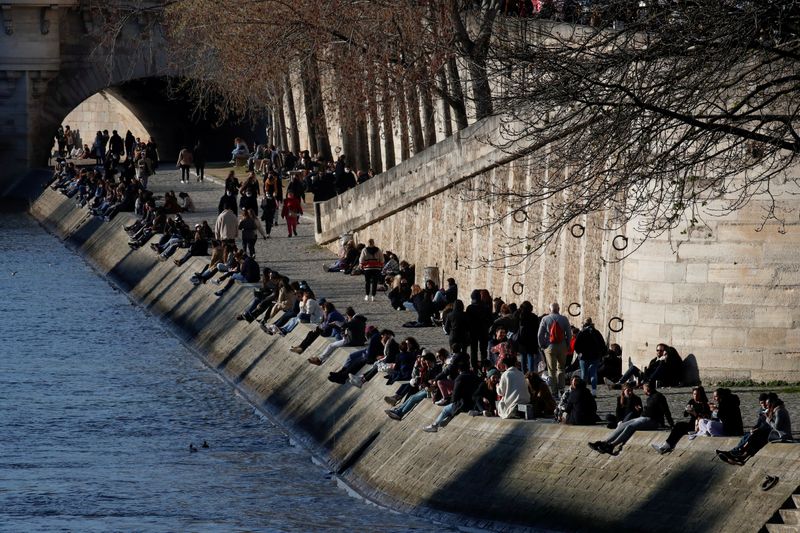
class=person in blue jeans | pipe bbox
[589,381,673,454]
[573,317,607,397]
[422,362,481,433]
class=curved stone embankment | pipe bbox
[31,187,800,532]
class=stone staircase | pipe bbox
[763,490,800,532]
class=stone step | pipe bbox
[779,509,800,525]
[792,494,800,508]
[766,523,800,533]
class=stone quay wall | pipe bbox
[30,186,800,532]
[315,116,800,382]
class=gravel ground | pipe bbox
[137,165,800,437]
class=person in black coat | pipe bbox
[423,362,481,432]
[573,318,607,396]
[443,299,470,353]
[514,301,540,374]
[465,289,492,370]
[563,376,598,425]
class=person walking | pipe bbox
[239,208,266,258]
[193,140,205,182]
[280,191,302,237]
[359,239,383,302]
[537,302,572,398]
[177,146,193,183]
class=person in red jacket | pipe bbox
[281,191,302,237]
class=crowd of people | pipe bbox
[49,126,795,465]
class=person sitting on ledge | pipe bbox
[327,326,383,385]
[589,381,673,455]
[525,372,556,419]
[307,308,367,366]
[422,361,481,433]
[653,386,744,454]
[561,376,597,425]
[192,242,237,284]
[213,250,260,297]
[402,286,435,328]
[496,355,530,419]
[469,368,500,417]
[388,278,412,311]
[716,392,791,466]
[268,290,323,335]
[173,225,210,266]
[290,301,346,354]
[261,277,299,324]
[606,343,683,389]
[605,382,642,429]
[348,329,400,388]
[384,349,441,412]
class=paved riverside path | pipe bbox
[142,166,800,428]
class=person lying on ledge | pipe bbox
[173,225,209,266]
[422,361,481,433]
[589,381,673,455]
[716,392,792,466]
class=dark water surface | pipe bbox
[0,214,444,532]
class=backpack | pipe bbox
[549,319,565,344]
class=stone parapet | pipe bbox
[30,187,800,532]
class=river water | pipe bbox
[0,213,445,532]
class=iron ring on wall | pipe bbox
[568,302,582,317]
[512,282,524,296]
[513,210,528,224]
[570,224,585,238]
[608,316,624,333]
[612,235,629,251]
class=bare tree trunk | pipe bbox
[468,59,493,119]
[335,65,357,167]
[381,74,396,170]
[300,66,319,155]
[276,106,288,151]
[301,54,332,161]
[355,112,369,172]
[367,83,383,173]
[447,58,469,130]
[284,73,301,153]
[397,79,411,161]
[421,81,437,147]
[406,83,425,154]
[438,69,453,138]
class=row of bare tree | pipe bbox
[91,0,800,261]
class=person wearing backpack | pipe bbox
[537,302,573,398]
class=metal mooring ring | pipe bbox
[512,282,524,296]
[570,224,585,238]
[513,210,528,224]
[612,235,629,251]
[608,316,624,333]
[568,302,582,317]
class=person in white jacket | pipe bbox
[496,356,531,419]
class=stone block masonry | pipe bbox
[315,114,800,381]
[30,186,800,532]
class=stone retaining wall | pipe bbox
[314,115,800,381]
[30,187,800,532]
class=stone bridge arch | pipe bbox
[0,2,259,195]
